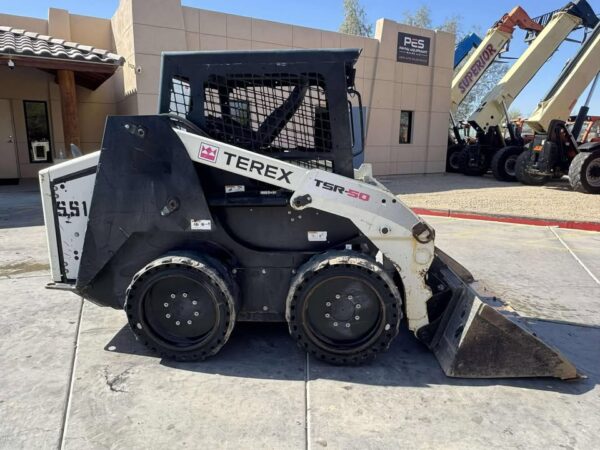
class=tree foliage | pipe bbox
[402,4,510,121]
[339,0,373,37]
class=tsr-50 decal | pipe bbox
[56,200,89,217]
[315,179,370,201]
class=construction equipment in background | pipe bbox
[458,0,598,180]
[516,21,600,193]
[454,33,482,69]
[446,6,543,171]
[39,49,577,379]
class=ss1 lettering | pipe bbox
[56,200,89,217]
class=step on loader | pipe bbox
[40,49,577,378]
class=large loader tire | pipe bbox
[446,144,464,173]
[286,252,402,365]
[491,146,523,182]
[569,150,600,194]
[125,255,238,361]
[515,150,550,186]
[458,147,489,176]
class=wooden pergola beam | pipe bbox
[57,69,80,149]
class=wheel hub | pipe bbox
[304,276,382,345]
[586,159,600,187]
[505,155,517,177]
[144,276,217,341]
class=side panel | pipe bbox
[39,153,99,282]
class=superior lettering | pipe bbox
[458,44,498,94]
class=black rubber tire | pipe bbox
[286,252,402,365]
[515,150,551,186]
[491,146,523,182]
[458,147,490,176]
[569,150,600,194]
[446,144,464,173]
[124,255,238,361]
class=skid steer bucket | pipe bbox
[424,250,578,379]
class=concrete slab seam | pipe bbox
[305,353,311,450]
[549,227,600,286]
[58,297,85,450]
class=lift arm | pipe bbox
[450,6,542,114]
[526,21,600,133]
[469,0,598,132]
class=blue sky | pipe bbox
[4,0,600,115]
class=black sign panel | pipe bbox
[397,32,430,66]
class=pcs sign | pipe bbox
[397,32,430,66]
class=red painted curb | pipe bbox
[411,208,600,232]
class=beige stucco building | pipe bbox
[0,0,453,181]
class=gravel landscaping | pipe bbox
[382,173,600,223]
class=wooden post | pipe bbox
[57,69,81,151]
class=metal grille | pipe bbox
[203,73,332,154]
[169,77,192,117]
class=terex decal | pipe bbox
[223,151,293,184]
[315,179,370,201]
[199,142,219,162]
[458,44,498,94]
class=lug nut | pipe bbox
[164,302,169,307]
[175,321,180,326]
[325,313,331,318]
[335,294,341,299]
[170,294,176,299]
[325,302,331,307]
[182,293,188,298]
[348,295,353,300]
[355,316,360,320]
[187,320,192,325]
[356,304,361,309]
[192,300,198,305]
[333,322,338,327]
[166,314,171,318]
[345,323,351,328]
[194,312,199,316]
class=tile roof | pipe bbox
[0,26,124,65]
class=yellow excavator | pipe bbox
[446,6,543,171]
[458,0,598,180]
[515,20,600,194]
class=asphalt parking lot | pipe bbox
[1,181,599,449]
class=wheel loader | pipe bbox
[40,49,577,378]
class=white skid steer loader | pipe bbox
[39,49,577,378]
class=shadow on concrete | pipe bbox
[105,318,598,394]
[0,180,44,229]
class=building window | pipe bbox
[23,101,52,163]
[399,110,413,144]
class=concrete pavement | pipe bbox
[1,185,599,449]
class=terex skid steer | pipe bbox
[40,50,577,378]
